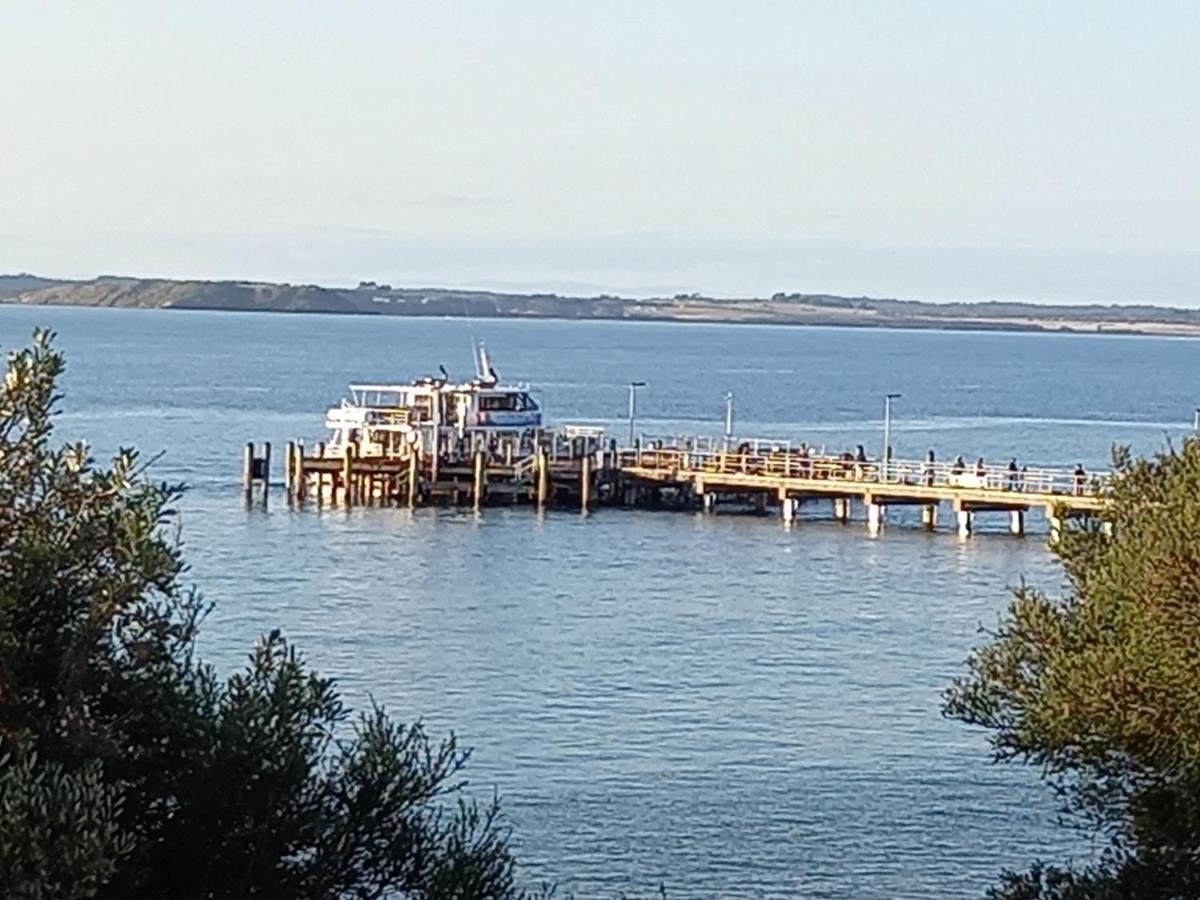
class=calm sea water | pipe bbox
[4,306,1197,898]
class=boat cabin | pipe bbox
[323,349,542,457]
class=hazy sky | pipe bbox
[3,2,1198,303]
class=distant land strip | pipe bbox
[3,273,1199,337]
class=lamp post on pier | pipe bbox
[627,381,646,446]
[882,393,901,483]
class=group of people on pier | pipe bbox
[715,441,1094,496]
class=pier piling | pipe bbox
[242,442,254,496]
[284,441,295,500]
[833,497,850,523]
[866,499,883,533]
[536,447,550,508]
[473,449,486,510]
[408,450,420,507]
[1010,509,1025,536]
[956,507,973,538]
[921,504,938,530]
[341,444,356,506]
[580,453,592,512]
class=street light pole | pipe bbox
[882,393,901,482]
[724,392,735,450]
[627,381,646,446]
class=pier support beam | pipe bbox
[284,441,295,500]
[779,489,797,525]
[702,492,716,513]
[866,500,884,533]
[580,453,592,512]
[956,509,973,538]
[242,442,254,497]
[314,443,325,505]
[1047,510,1063,545]
[296,442,307,502]
[536,448,550,508]
[833,497,850,522]
[1010,509,1026,536]
[921,504,938,530]
[341,444,356,506]
[473,449,487,510]
[407,450,420,507]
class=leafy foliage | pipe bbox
[0,330,526,899]
[946,441,1200,897]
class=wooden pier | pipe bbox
[614,444,1104,538]
[243,434,1108,539]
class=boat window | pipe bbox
[480,394,519,411]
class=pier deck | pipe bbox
[615,446,1104,536]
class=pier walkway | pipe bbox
[615,444,1104,537]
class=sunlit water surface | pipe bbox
[4,307,1193,898]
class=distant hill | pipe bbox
[0,273,72,298]
[4,274,1200,336]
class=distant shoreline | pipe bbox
[3,273,1199,338]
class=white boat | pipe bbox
[323,343,542,457]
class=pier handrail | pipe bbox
[617,447,1109,498]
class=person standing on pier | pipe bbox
[854,444,868,480]
[1074,463,1087,495]
[923,450,936,486]
[1006,458,1019,490]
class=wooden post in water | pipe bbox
[1047,507,1062,545]
[536,447,550,508]
[778,486,795,524]
[1010,509,1025,536]
[580,453,591,512]
[294,443,306,502]
[865,495,883,533]
[407,449,420,507]
[473,449,486,510]
[342,444,356,506]
[242,442,254,498]
[921,504,937,530]
[833,497,850,522]
[284,441,295,499]
[314,442,325,504]
[261,443,271,492]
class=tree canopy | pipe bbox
[946,442,1200,898]
[0,330,526,899]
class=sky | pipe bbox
[2,1,1198,304]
